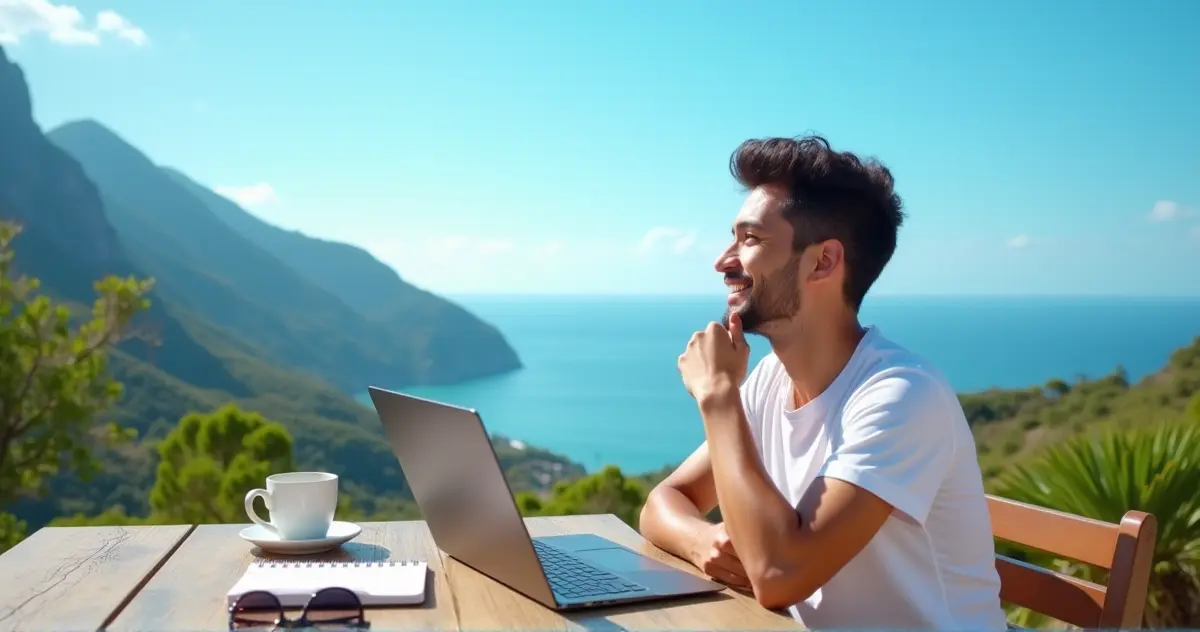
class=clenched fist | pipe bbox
[691,522,750,589]
[678,313,750,401]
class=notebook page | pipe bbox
[227,561,428,607]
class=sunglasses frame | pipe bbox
[228,586,370,630]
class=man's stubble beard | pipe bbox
[723,254,803,335]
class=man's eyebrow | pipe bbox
[732,220,765,235]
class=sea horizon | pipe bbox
[362,294,1200,475]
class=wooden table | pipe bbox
[0,514,801,631]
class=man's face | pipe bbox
[715,186,804,334]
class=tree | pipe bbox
[0,512,25,552]
[0,221,152,547]
[991,421,1200,627]
[517,465,648,527]
[1045,378,1070,397]
[149,404,294,524]
[49,505,146,527]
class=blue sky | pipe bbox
[3,0,1198,296]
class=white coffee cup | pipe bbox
[244,471,338,541]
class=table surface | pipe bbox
[0,514,802,631]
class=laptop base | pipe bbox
[534,534,725,609]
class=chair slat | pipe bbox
[995,555,1105,628]
[988,495,1119,569]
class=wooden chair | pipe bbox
[987,495,1157,628]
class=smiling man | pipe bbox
[639,136,1006,630]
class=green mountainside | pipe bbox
[164,168,519,388]
[46,120,523,392]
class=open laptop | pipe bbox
[366,386,725,610]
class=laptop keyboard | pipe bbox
[532,540,649,599]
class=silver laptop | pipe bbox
[366,386,724,610]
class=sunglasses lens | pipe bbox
[230,591,284,629]
[302,587,365,626]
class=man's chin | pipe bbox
[721,306,741,328]
[722,306,758,331]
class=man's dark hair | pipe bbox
[729,135,905,312]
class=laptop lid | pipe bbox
[366,386,558,606]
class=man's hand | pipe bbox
[678,313,750,402]
[691,522,751,589]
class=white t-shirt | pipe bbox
[739,326,1006,630]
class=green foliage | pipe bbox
[1186,392,1200,422]
[148,404,294,524]
[991,421,1200,627]
[49,505,150,526]
[966,341,1200,479]
[517,465,648,527]
[0,512,26,550]
[0,221,151,512]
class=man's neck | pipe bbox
[768,311,866,409]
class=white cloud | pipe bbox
[636,226,697,256]
[1005,234,1030,249]
[214,183,280,208]
[1148,200,1194,222]
[94,9,145,45]
[0,0,147,46]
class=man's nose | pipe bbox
[714,251,739,274]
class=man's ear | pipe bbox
[807,239,844,283]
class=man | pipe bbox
[639,136,1006,630]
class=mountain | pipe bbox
[162,167,521,387]
[46,120,523,392]
[0,45,571,532]
[0,47,239,394]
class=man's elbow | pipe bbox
[636,494,655,535]
[638,486,663,526]
[746,562,820,611]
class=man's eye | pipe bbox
[743,234,760,244]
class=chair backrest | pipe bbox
[987,495,1157,628]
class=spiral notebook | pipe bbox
[226,559,429,607]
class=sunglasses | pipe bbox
[228,586,370,630]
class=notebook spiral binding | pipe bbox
[253,559,420,568]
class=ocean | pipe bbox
[359,295,1200,475]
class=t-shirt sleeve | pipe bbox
[815,367,957,525]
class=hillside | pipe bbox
[163,168,521,386]
[46,120,522,392]
[964,339,1200,481]
[0,47,239,395]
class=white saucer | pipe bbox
[239,521,363,555]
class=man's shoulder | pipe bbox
[845,330,962,417]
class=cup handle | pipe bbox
[244,488,277,534]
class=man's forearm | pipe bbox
[639,486,711,565]
[697,383,805,600]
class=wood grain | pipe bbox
[106,522,456,632]
[443,514,802,630]
[0,524,193,632]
